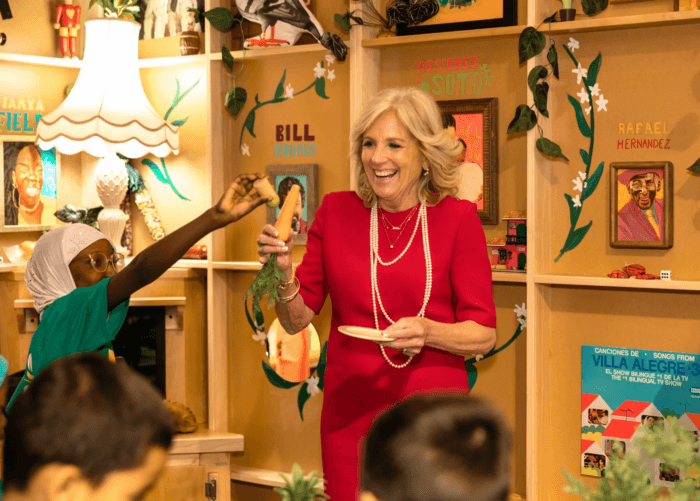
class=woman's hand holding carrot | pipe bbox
[257,224,295,274]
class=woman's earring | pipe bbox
[422,166,430,177]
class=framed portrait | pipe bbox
[266,164,318,246]
[1,137,59,232]
[437,97,498,224]
[610,162,673,249]
[136,0,205,40]
[397,0,517,36]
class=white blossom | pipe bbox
[325,54,336,66]
[595,94,608,112]
[585,106,592,115]
[577,87,590,104]
[475,354,484,362]
[514,302,527,319]
[241,143,250,156]
[572,194,582,208]
[588,83,601,96]
[578,171,587,181]
[313,62,325,79]
[283,83,294,99]
[252,328,266,344]
[327,69,336,82]
[567,37,579,52]
[518,317,527,329]
[572,63,588,85]
[573,176,584,192]
[306,375,320,396]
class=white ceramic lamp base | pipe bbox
[95,152,129,255]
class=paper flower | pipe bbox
[514,302,527,319]
[572,63,588,85]
[252,328,267,344]
[313,62,326,79]
[327,69,336,82]
[567,37,579,52]
[306,375,320,396]
[585,106,591,115]
[572,194,582,208]
[284,83,294,99]
[595,94,608,112]
[241,143,250,156]
[588,83,601,96]
[518,317,527,329]
[325,54,336,66]
[573,176,584,192]
[577,87,590,104]
[475,354,484,362]
[578,171,587,181]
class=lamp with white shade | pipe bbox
[36,17,179,254]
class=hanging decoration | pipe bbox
[123,161,166,242]
[464,303,526,391]
[244,299,328,421]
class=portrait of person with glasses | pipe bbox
[7,172,272,412]
[3,142,57,227]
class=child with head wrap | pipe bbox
[6,173,272,412]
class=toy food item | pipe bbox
[623,264,645,277]
[183,244,207,260]
[275,184,300,242]
[253,178,279,208]
[19,241,35,260]
[608,270,629,278]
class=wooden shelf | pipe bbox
[138,54,208,68]
[230,464,323,488]
[492,271,527,283]
[362,10,700,49]
[169,425,244,455]
[14,296,186,310]
[209,43,331,63]
[533,274,700,291]
[0,53,81,68]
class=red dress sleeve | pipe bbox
[450,202,496,327]
[295,194,330,314]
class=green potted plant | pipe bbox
[275,464,329,501]
[560,0,576,21]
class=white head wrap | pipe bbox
[25,224,114,316]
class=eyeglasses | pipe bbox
[88,252,125,273]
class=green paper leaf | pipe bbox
[687,157,700,173]
[542,12,558,23]
[582,0,608,16]
[202,7,237,31]
[244,109,256,137]
[547,44,559,79]
[564,193,581,227]
[222,45,234,70]
[317,341,327,391]
[334,13,351,31]
[534,82,550,118]
[527,65,547,94]
[465,362,478,392]
[297,382,311,420]
[274,69,287,101]
[582,161,604,202]
[563,221,592,253]
[141,158,167,184]
[579,149,590,166]
[124,161,146,193]
[507,104,537,134]
[567,94,592,138]
[536,137,568,161]
[171,118,188,127]
[314,77,329,99]
[585,53,602,87]
[262,360,300,389]
[518,27,546,64]
[225,87,247,116]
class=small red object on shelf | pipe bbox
[183,244,207,260]
[608,264,659,279]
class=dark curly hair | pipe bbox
[277,176,306,209]
[3,142,29,226]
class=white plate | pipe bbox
[338,325,395,342]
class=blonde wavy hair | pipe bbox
[350,87,462,207]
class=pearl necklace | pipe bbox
[370,202,433,368]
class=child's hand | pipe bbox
[213,173,270,226]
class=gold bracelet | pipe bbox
[278,269,295,289]
[277,277,300,303]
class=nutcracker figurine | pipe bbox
[54,0,81,59]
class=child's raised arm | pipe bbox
[106,173,269,311]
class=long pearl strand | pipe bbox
[370,202,433,368]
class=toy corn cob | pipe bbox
[124,162,166,241]
[119,192,133,255]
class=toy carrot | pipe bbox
[245,184,301,317]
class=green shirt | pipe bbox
[7,277,129,412]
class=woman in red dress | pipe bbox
[256,87,496,501]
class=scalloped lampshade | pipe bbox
[35,18,179,158]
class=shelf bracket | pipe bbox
[205,478,217,500]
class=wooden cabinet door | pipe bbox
[145,465,207,501]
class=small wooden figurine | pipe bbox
[487,211,527,272]
[54,0,81,59]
